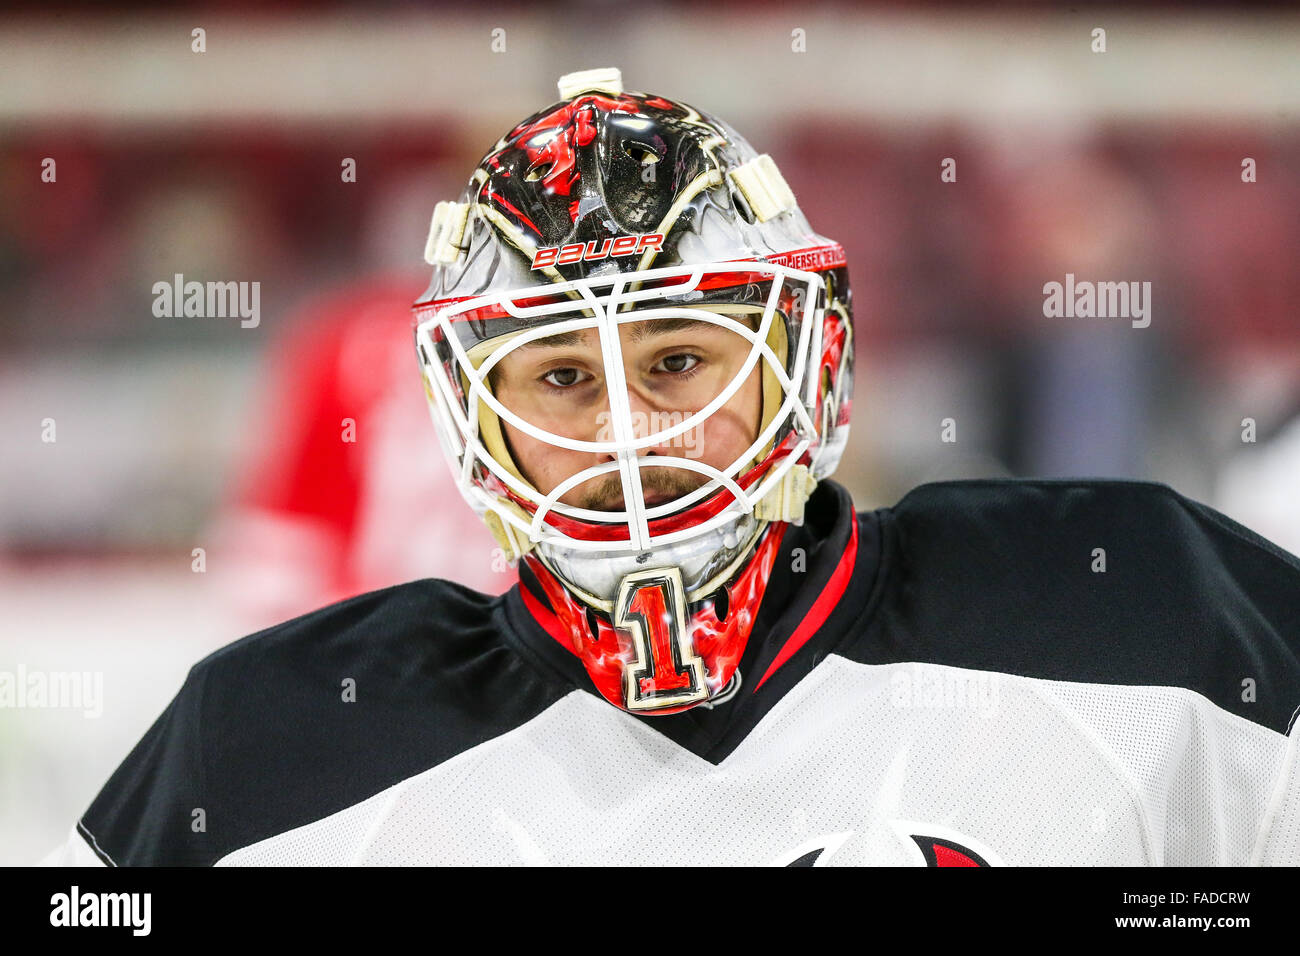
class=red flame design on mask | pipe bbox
[502,94,640,221]
[525,521,788,715]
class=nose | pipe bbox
[598,387,676,462]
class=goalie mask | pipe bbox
[413,68,853,716]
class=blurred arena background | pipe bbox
[3,2,1299,864]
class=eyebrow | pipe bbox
[511,330,586,350]
[628,317,716,343]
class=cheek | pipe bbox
[501,417,594,497]
[502,420,552,479]
[745,364,763,431]
[494,377,561,485]
[699,365,763,460]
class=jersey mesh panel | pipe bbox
[1259,727,1300,863]
[1050,681,1281,864]
[217,788,392,865]
[209,657,1282,865]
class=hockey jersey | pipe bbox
[42,479,1300,865]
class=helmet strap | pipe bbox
[753,463,817,524]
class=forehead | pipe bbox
[507,316,731,352]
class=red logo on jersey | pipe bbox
[532,233,664,270]
[778,829,995,866]
[909,834,990,867]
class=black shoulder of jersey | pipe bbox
[78,577,571,866]
[844,478,1300,735]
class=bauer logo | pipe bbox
[532,233,664,270]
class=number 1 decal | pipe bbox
[613,566,708,712]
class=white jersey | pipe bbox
[41,479,1300,865]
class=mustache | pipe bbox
[580,469,704,511]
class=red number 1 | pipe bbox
[613,567,708,712]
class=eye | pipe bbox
[655,353,700,374]
[524,162,552,182]
[541,366,589,388]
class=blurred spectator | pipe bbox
[207,273,516,633]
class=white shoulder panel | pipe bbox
[216,656,1291,865]
[1254,711,1300,864]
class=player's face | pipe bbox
[490,314,762,511]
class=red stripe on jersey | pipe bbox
[519,583,577,655]
[753,515,859,691]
